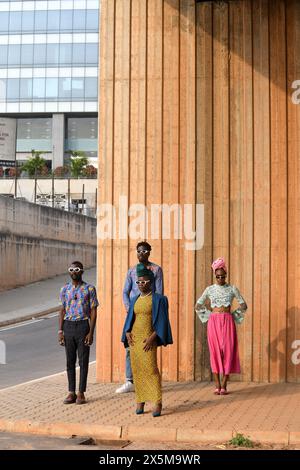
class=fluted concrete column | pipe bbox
[52,114,65,169]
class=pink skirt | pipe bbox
[207,312,241,375]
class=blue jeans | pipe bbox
[126,347,133,381]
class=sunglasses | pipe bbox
[136,250,150,254]
[135,280,151,286]
[216,275,226,279]
[68,267,83,274]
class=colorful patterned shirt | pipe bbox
[60,282,99,321]
[122,262,164,312]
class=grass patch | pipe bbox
[229,433,255,448]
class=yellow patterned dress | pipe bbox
[130,294,162,404]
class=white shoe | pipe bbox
[115,381,135,394]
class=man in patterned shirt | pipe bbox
[115,241,164,394]
[58,261,99,405]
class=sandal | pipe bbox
[220,388,228,395]
[214,388,221,395]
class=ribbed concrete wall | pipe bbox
[195,0,300,384]
[97,0,300,383]
[0,196,96,291]
[97,0,196,383]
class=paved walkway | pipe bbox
[0,268,96,326]
[0,364,300,446]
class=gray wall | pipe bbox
[0,196,96,291]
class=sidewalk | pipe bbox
[0,268,96,326]
[0,363,300,447]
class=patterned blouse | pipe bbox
[60,282,99,321]
[195,284,247,324]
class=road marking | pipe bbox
[0,312,59,332]
[0,361,96,392]
[0,319,44,332]
[46,313,59,319]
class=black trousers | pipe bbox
[63,320,90,393]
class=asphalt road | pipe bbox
[0,432,225,451]
[0,313,96,389]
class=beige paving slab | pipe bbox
[0,364,300,445]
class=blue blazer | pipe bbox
[121,293,173,348]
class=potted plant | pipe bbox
[66,150,88,178]
[82,165,97,178]
[21,150,47,177]
[39,165,50,177]
[8,167,21,177]
[54,166,70,178]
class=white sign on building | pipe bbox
[0,117,17,166]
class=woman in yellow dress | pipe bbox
[121,263,173,417]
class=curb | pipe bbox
[0,419,295,446]
[0,419,121,440]
[0,307,60,328]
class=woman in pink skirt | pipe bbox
[195,258,247,395]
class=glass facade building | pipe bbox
[0,0,99,168]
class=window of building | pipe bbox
[72,43,85,65]
[86,9,98,30]
[9,11,22,32]
[0,5,100,35]
[60,9,73,31]
[32,78,45,99]
[34,10,47,32]
[7,78,20,100]
[20,78,33,100]
[59,43,72,65]
[34,44,47,65]
[0,45,8,65]
[8,44,21,65]
[85,43,98,64]
[58,77,71,99]
[22,11,35,31]
[46,43,59,65]
[16,118,52,153]
[45,78,58,99]
[0,12,9,32]
[85,77,97,99]
[71,77,84,99]
[47,10,61,31]
[73,9,86,30]
[21,44,34,66]
[0,2,99,107]
[66,116,98,153]
[0,78,6,101]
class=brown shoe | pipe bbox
[76,394,86,405]
[63,393,77,404]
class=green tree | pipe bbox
[66,150,88,178]
[21,150,47,177]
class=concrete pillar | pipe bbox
[96,0,196,383]
[52,114,65,169]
